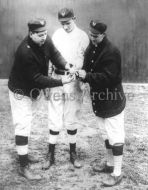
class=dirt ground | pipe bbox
[0,80,148,190]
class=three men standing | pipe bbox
[8,8,126,187]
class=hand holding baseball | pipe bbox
[61,74,75,84]
[77,70,86,79]
[65,63,77,75]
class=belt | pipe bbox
[54,69,69,75]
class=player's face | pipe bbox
[89,31,104,46]
[30,30,47,46]
[60,19,75,33]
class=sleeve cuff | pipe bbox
[83,73,91,83]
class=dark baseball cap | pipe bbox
[58,8,75,22]
[89,20,107,34]
[28,18,47,32]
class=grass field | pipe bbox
[0,80,148,190]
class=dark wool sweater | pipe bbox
[83,37,126,118]
[8,35,66,98]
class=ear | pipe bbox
[29,31,33,37]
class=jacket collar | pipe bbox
[27,36,45,52]
[90,36,108,49]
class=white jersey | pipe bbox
[52,25,89,69]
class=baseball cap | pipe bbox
[89,20,107,34]
[58,8,75,22]
[28,18,47,32]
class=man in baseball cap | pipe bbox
[77,19,126,187]
[57,8,76,33]
[27,18,48,46]
[8,18,74,180]
[42,8,89,170]
[89,19,107,46]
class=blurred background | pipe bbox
[0,0,148,82]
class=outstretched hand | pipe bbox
[61,74,75,84]
[65,63,77,75]
[77,70,86,79]
[65,63,86,80]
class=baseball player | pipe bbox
[77,20,126,186]
[8,18,74,180]
[42,8,89,170]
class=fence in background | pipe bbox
[0,0,148,82]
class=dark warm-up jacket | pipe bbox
[83,37,126,118]
[8,35,66,98]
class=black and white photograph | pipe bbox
[0,0,148,189]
